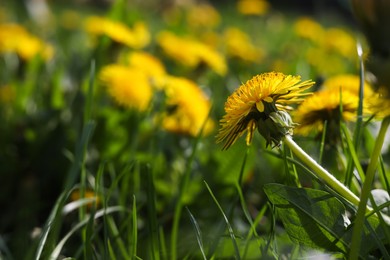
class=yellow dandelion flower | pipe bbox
[60,10,82,30]
[367,92,390,119]
[99,65,152,111]
[294,17,325,44]
[305,47,346,76]
[122,51,166,77]
[154,75,214,136]
[0,85,15,104]
[223,27,264,63]
[0,23,54,61]
[324,28,356,58]
[293,88,365,137]
[70,188,101,210]
[84,16,150,49]
[186,4,221,28]
[237,0,270,16]
[322,74,374,97]
[157,31,227,76]
[216,72,314,150]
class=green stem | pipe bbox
[348,116,390,260]
[283,135,362,209]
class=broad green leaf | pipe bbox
[264,183,349,253]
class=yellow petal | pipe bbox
[256,101,264,112]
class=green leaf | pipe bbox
[264,183,349,253]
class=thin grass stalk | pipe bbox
[204,181,241,260]
[345,42,365,187]
[170,111,208,260]
[340,124,365,182]
[145,165,160,260]
[131,195,138,258]
[80,59,96,257]
[243,204,268,258]
[50,206,124,259]
[319,120,328,165]
[186,207,207,260]
[349,116,390,260]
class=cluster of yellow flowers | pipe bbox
[0,23,53,61]
[84,16,150,49]
[99,51,214,137]
[293,17,357,76]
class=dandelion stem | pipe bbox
[283,135,363,209]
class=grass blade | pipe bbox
[50,206,124,259]
[204,181,241,260]
[131,195,138,258]
[186,207,207,260]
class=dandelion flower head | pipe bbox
[237,0,270,16]
[99,65,152,111]
[322,74,374,97]
[0,23,54,61]
[293,87,366,137]
[294,17,325,44]
[216,72,314,150]
[121,51,166,77]
[84,16,150,49]
[223,27,264,63]
[186,4,221,28]
[154,75,214,136]
[157,31,227,76]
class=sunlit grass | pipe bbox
[1,1,389,259]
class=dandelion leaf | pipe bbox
[264,183,349,253]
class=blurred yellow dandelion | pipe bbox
[0,23,54,61]
[293,88,366,136]
[99,65,152,111]
[157,31,227,76]
[367,92,390,119]
[322,74,374,97]
[0,85,15,104]
[84,16,150,49]
[186,4,221,28]
[216,72,314,150]
[237,0,270,16]
[223,27,264,63]
[294,17,325,44]
[122,51,166,77]
[324,28,356,58]
[154,75,214,136]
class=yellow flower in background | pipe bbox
[367,90,390,119]
[223,27,264,63]
[0,23,54,61]
[237,0,270,16]
[60,10,82,30]
[293,88,364,136]
[70,188,101,209]
[324,28,356,58]
[84,16,150,49]
[305,47,346,76]
[186,3,221,28]
[99,65,152,111]
[294,17,325,44]
[216,72,314,150]
[154,75,214,136]
[322,74,374,97]
[122,51,166,77]
[0,85,15,104]
[157,31,227,76]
